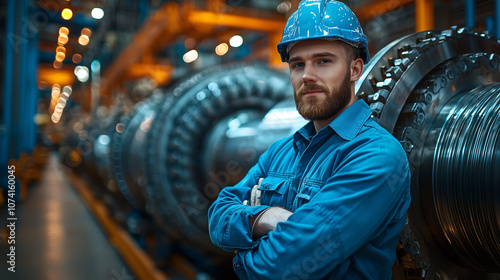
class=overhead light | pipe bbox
[56,46,66,54]
[61,8,73,20]
[183,50,199,63]
[63,85,72,96]
[55,51,66,62]
[51,114,61,124]
[74,66,89,82]
[58,33,68,45]
[229,35,243,48]
[91,7,104,20]
[81,28,91,37]
[91,60,101,73]
[53,60,63,69]
[78,34,89,46]
[72,54,82,64]
[51,85,61,99]
[98,135,110,145]
[215,43,229,56]
[277,1,292,14]
[59,27,69,36]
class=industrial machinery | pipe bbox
[67,27,500,280]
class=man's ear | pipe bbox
[350,58,364,82]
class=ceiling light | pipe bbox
[74,66,89,82]
[55,52,66,62]
[277,1,292,14]
[53,60,63,69]
[63,85,72,96]
[229,35,243,48]
[61,8,73,20]
[78,34,89,46]
[56,46,66,54]
[81,28,91,37]
[58,33,68,45]
[183,50,199,63]
[215,43,229,56]
[72,54,82,64]
[91,8,104,20]
[91,60,101,73]
[59,27,69,36]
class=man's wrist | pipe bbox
[251,207,293,239]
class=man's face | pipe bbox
[288,40,354,121]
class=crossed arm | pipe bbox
[208,137,411,280]
[243,178,293,239]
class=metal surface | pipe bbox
[389,51,500,279]
[110,94,164,211]
[433,84,500,271]
[202,99,307,189]
[142,63,292,254]
[356,27,500,133]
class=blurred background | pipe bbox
[1,0,500,280]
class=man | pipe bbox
[208,1,411,279]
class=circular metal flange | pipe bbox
[111,93,164,211]
[391,52,500,279]
[144,63,292,254]
[356,26,500,133]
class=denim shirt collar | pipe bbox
[329,100,372,141]
[293,100,372,150]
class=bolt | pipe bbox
[416,112,425,124]
[425,93,433,104]
[409,241,421,255]
[446,68,455,80]
[489,54,498,69]
[403,139,414,153]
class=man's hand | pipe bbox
[243,178,263,206]
[243,178,293,239]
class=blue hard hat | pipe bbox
[277,0,370,64]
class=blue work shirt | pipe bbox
[208,100,411,280]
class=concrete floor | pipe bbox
[0,155,133,280]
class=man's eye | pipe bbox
[319,59,331,64]
[291,62,304,69]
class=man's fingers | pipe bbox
[249,178,265,206]
[255,188,262,206]
[251,185,258,206]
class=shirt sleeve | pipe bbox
[232,136,411,280]
[208,148,272,252]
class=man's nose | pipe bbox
[302,64,317,83]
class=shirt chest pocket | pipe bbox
[258,177,287,207]
[295,181,323,207]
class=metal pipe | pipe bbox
[1,0,16,168]
[17,0,29,156]
[496,0,500,39]
[485,16,494,34]
[433,84,500,272]
[466,0,475,28]
[415,0,434,32]
[26,30,39,152]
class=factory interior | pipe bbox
[1,0,500,279]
